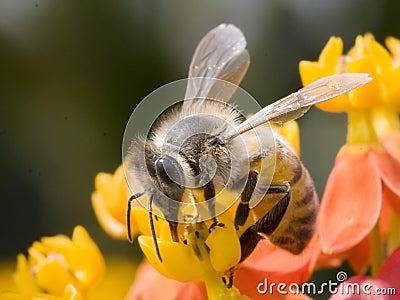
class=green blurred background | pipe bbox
[1,0,399,297]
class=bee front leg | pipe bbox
[204,181,225,231]
[126,191,145,242]
[256,185,290,235]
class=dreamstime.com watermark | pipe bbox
[257,271,397,296]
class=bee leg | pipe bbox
[239,225,261,262]
[256,186,290,235]
[148,195,163,262]
[238,184,291,262]
[234,170,258,228]
[126,191,145,242]
[224,267,235,288]
[204,181,225,230]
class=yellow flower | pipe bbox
[92,165,139,240]
[1,226,104,300]
[299,34,400,276]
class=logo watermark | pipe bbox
[257,271,397,296]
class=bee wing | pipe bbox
[182,24,250,112]
[225,73,372,141]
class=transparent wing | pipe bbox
[182,24,250,113]
[225,73,372,141]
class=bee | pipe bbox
[125,24,371,268]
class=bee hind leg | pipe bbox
[256,185,291,235]
[237,183,291,262]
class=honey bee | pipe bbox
[125,24,371,269]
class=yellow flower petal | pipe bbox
[88,256,137,300]
[319,36,344,72]
[381,66,400,109]
[68,226,105,289]
[36,261,80,296]
[92,165,135,240]
[61,284,84,300]
[92,191,129,240]
[299,37,350,112]
[14,254,39,295]
[94,167,128,221]
[138,235,205,282]
[129,205,164,238]
[298,61,324,86]
[205,218,241,272]
[347,57,382,108]
[386,36,400,64]
[38,236,73,255]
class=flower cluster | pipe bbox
[2,226,105,300]
[299,34,400,295]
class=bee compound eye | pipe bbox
[156,155,185,187]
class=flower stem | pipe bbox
[370,221,384,277]
[347,110,378,144]
[387,210,400,256]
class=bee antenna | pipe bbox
[148,195,163,262]
[126,191,145,243]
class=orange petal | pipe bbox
[379,193,392,237]
[383,183,400,216]
[347,235,370,275]
[241,232,319,274]
[319,146,382,254]
[234,265,313,300]
[380,131,400,164]
[125,261,206,300]
[369,148,400,197]
[235,235,320,300]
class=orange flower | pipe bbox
[126,260,313,300]
[300,34,400,276]
[234,235,320,299]
[126,261,208,300]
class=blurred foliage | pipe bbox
[1,1,400,297]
